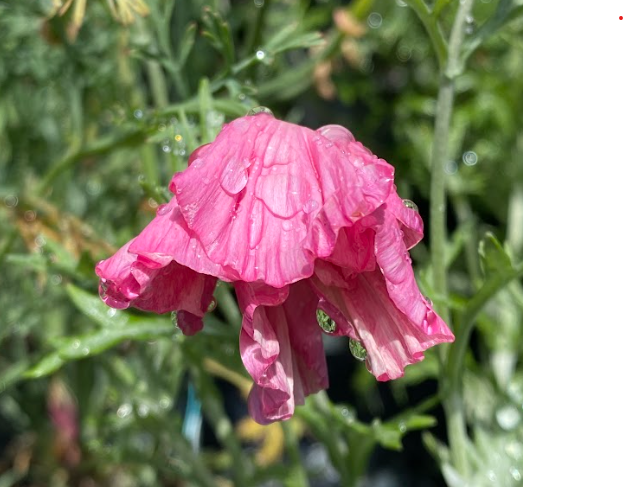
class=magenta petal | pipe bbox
[374,208,454,342]
[235,280,328,424]
[95,240,216,317]
[169,115,395,288]
[175,310,204,336]
[311,265,451,381]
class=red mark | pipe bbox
[621,16,623,20]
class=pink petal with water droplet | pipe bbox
[236,280,328,424]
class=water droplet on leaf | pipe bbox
[207,299,217,312]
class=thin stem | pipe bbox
[406,0,448,68]
[187,353,251,487]
[426,0,475,478]
[214,284,242,328]
[246,0,271,56]
[282,420,310,487]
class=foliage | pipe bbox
[0,0,522,485]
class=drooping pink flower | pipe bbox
[95,111,454,424]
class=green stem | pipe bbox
[147,60,169,108]
[214,284,242,328]
[282,420,310,487]
[187,350,251,487]
[246,0,271,56]
[425,0,475,478]
[406,0,448,68]
[451,194,481,285]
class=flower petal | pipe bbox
[310,264,451,381]
[235,280,328,424]
[95,240,216,318]
[170,115,394,288]
[374,207,454,341]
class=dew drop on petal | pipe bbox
[247,106,274,117]
[402,199,419,212]
[303,199,319,214]
[316,309,336,333]
[349,339,367,361]
[157,204,172,216]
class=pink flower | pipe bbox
[96,112,454,424]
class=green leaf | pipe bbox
[178,23,197,66]
[66,284,129,329]
[478,232,514,277]
[23,318,174,379]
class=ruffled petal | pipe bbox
[310,264,451,381]
[235,280,328,424]
[373,207,454,342]
[170,114,394,288]
[95,240,216,318]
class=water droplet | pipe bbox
[247,106,274,117]
[117,403,132,418]
[238,93,247,101]
[303,199,319,214]
[398,421,407,433]
[402,199,419,212]
[367,12,383,29]
[34,235,46,247]
[4,194,18,207]
[81,347,90,356]
[349,339,367,361]
[159,396,172,409]
[162,145,171,153]
[509,467,522,482]
[316,309,336,333]
[24,210,36,222]
[207,299,217,312]
[486,470,497,482]
[496,404,521,430]
[255,50,266,61]
[134,109,143,119]
[72,339,81,349]
[444,160,458,174]
[157,204,172,216]
[107,308,117,318]
[465,25,474,35]
[175,134,183,142]
[50,274,62,285]
[462,151,478,165]
[254,0,264,6]
[138,404,149,417]
[505,440,522,461]
[281,220,293,231]
[99,280,109,300]
[465,15,474,24]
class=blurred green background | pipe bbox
[0,0,522,486]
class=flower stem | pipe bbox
[282,420,310,487]
[427,0,474,478]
